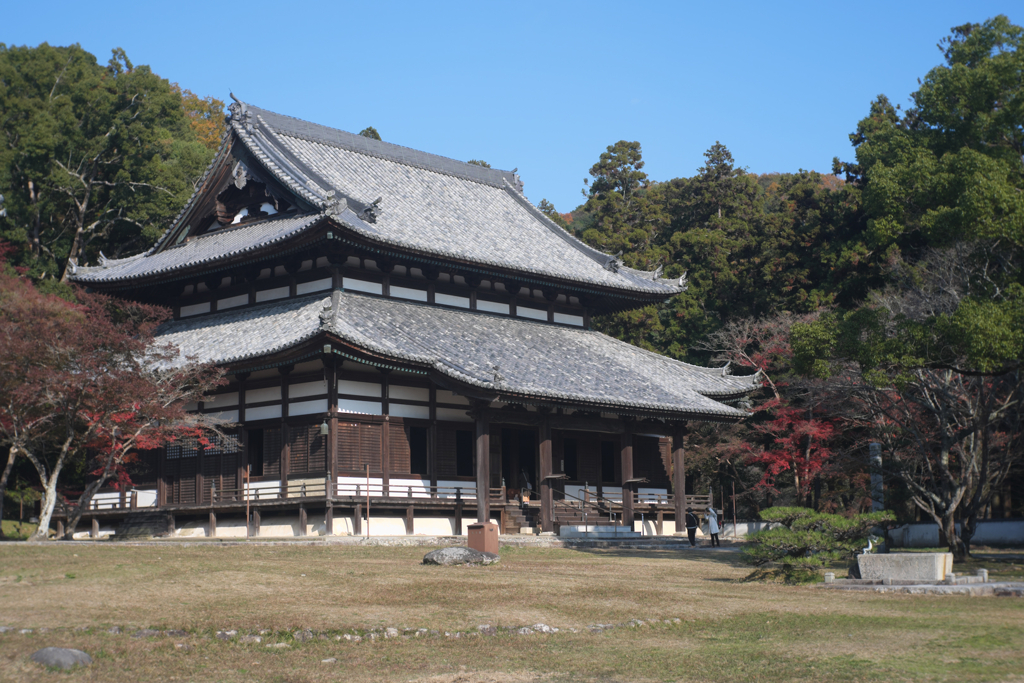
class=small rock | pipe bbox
[265,642,290,649]
[106,626,122,635]
[259,629,272,635]
[74,626,90,632]
[532,623,556,634]
[293,629,314,642]
[132,629,160,638]
[37,627,50,633]
[0,626,13,633]
[174,643,191,651]
[165,630,188,638]
[417,628,428,637]
[385,627,399,638]
[517,627,535,635]
[216,630,237,640]
[672,618,681,624]
[321,657,337,663]
[478,625,497,636]
[31,647,92,670]
[239,635,262,644]
[19,629,32,635]
[351,635,362,643]
[422,547,500,566]
[369,633,378,641]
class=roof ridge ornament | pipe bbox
[360,196,382,224]
[324,190,347,217]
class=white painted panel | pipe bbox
[180,302,211,317]
[637,488,670,504]
[336,476,384,496]
[338,380,381,397]
[554,312,584,326]
[477,299,510,315]
[289,380,327,398]
[134,489,157,507]
[217,294,249,310]
[436,407,471,422]
[290,399,328,416]
[206,392,238,408]
[436,480,477,499]
[246,386,282,403]
[388,478,432,498]
[211,410,239,422]
[391,286,428,302]
[518,307,548,321]
[436,292,470,309]
[390,403,429,419]
[296,278,332,295]
[246,404,282,421]
[390,385,429,401]
[343,277,383,295]
[338,399,382,415]
[601,486,624,502]
[256,286,289,302]
[436,390,470,405]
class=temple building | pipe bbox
[64,99,758,539]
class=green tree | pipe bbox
[466,159,490,168]
[359,126,381,140]
[0,44,216,282]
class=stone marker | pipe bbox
[858,552,953,582]
[31,647,92,670]
[422,547,499,566]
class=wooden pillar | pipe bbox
[209,511,217,538]
[353,503,362,536]
[656,509,664,536]
[325,503,334,535]
[428,386,438,496]
[539,415,553,533]
[672,424,688,535]
[327,356,338,499]
[91,518,99,539]
[475,414,490,524]
[167,514,176,536]
[620,431,633,528]
[405,505,414,535]
[251,509,261,536]
[298,506,307,536]
[280,365,292,498]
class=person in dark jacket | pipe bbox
[685,507,699,547]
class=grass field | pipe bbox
[1,542,1022,682]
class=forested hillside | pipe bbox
[1,17,1021,555]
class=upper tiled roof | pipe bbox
[72,213,324,284]
[155,290,758,421]
[71,100,683,297]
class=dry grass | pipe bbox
[1,543,1022,682]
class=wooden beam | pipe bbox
[454,500,463,535]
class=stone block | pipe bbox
[858,552,953,582]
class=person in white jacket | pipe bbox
[706,507,721,547]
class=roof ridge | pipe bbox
[240,101,517,189]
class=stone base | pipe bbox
[858,552,953,582]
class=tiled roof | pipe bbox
[155,290,758,420]
[72,213,324,284]
[72,100,683,297]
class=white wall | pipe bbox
[887,520,1024,548]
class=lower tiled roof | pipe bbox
[155,290,758,420]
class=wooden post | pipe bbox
[365,463,371,537]
[673,424,688,535]
[245,464,251,538]
[354,503,362,536]
[325,502,334,535]
[91,518,99,539]
[539,416,553,533]
[455,487,464,535]
[620,430,634,528]
[298,506,307,536]
[252,509,261,536]
[656,509,664,536]
[209,511,217,538]
[167,514,175,536]
[405,505,414,535]
[280,365,292,498]
[475,414,490,525]
[381,370,390,497]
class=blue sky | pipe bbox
[3,2,1015,212]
